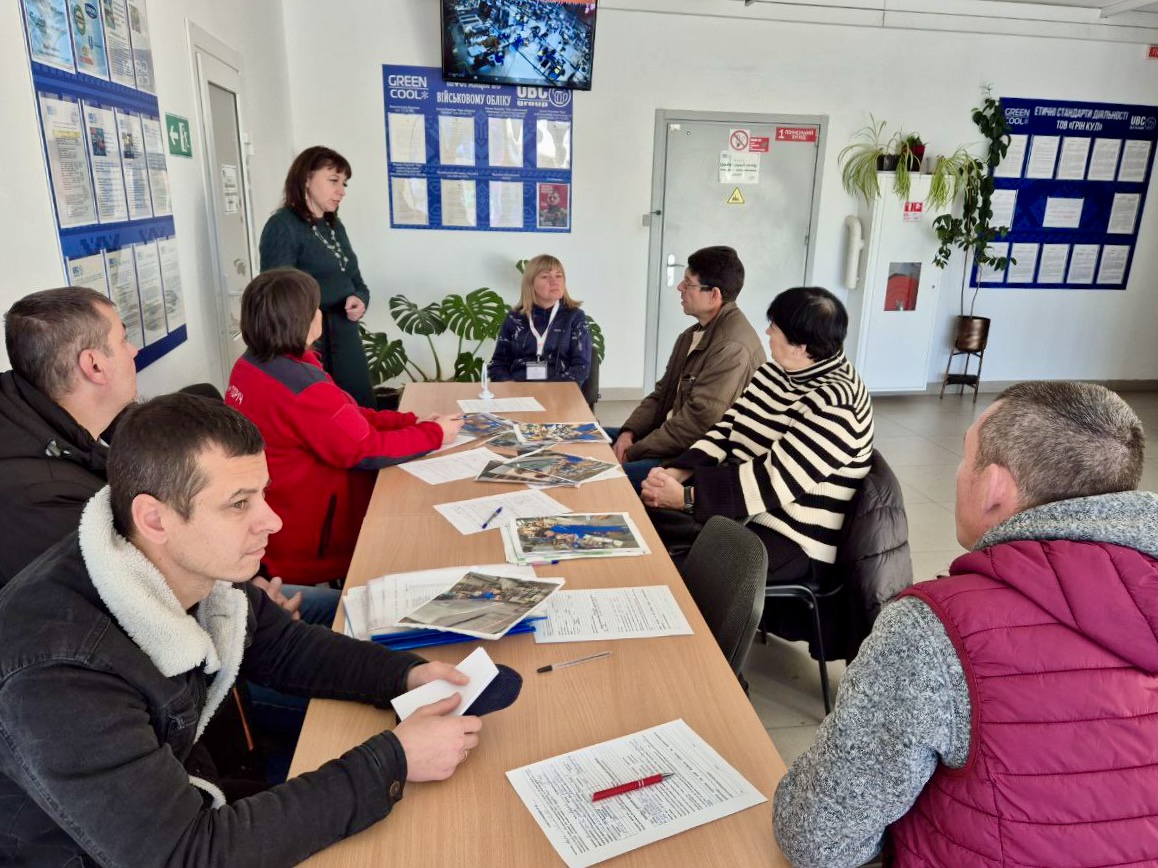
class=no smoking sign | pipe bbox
[729,129,750,151]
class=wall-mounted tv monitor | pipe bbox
[441,0,598,91]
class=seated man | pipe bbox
[641,286,873,585]
[0,394,482,866]
[774,381,1158,867]
[608,246,765,491]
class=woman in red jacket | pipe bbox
[227,268,463,584]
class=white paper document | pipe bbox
[106,247,144,346]
[38,94,98,228]
[439,115,476,166]
[488,117,524,167]
[365,563,537,637]
[117,110,152,219]
[507,719,767,868]
[536,119,572,170]
[83,102,129,223]
[24,0,75,72]
[977,243,1009,283]
[1042,197,1083,229]
[1066,244,1099,285]
[156,236,186,330]
[1038,244,1070,284]
[441,179,477,227]
[388,112,427,164]
[458,396,545,413]
[391,177,429,225]
[400,447,504,485]
[1118,140,1151,184]
[1097,245,1130,285]
[1087,138,1122,182]
[102,0,136,88]
[67,253,109,296]
[140,116,171,216]
[988,189,1017,230]
[428,432,476,454]
[434,488,571,536]
[391,646,498,721]
[534,586,694,644]
[1108,192,1140,235]
[1055,137,1091,181]
[1006,243,1039,284]
[718,151,760,184]
[1026,135,1060,179]
[133,242,166,344]
[490,181,525,229]
[994,134,1027,178]
[125,0,155,93]
[71,0,109,79]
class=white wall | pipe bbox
[0,0,295,396]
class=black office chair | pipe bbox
[681,516,767,678]
[581,355,600,409]
[761,450,912,714]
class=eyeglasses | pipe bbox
[678,279,716,293]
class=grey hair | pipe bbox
[976,381,1144,508]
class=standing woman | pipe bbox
[260,146,376,408]
[488,254,592,385]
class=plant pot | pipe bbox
[953,316,990,352]
[374,384,404,411]
[906,145,925,172]
[877,154,898,171]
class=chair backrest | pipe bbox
[581,354,600,408]
[680,516,768,674]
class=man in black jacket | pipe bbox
[0,393,482,866]
[0,286,138,586]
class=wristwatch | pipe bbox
[682,485,695,514]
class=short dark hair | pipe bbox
[108,394,265,538]
[282,146,352,225]
[687,246,745,304]
[977,381,1144,509]
[4,287,116,401]
[767,287,848,361]
[240,268,321,361]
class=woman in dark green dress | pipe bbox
[260,146,376,407]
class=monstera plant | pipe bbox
[362,263,605,391]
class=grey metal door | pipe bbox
[646,112,825,385]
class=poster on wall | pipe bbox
[383,64,574,232]
[21,0,185,369]
[979,96,1158,290]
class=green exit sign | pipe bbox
[165,113,192,158]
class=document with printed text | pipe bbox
[533,586,694,643]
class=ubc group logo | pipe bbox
[549,89,572,109]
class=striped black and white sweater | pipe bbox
[668,352,874,564]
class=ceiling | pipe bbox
[976,0,1158,11]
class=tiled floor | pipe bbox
[595,389,1158,769]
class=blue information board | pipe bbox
[383,64,574,232]
[976,96,1158,291]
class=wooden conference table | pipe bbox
[289,382,790,867]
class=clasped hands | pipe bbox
[639,466,691,510]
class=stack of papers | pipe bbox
[513,422,610,444]
[398,568,564,640]
[399,447,504,485]
[458,396,545,413]
[476,448,621,488]
[487,428,557,455]
[502,512,651,565]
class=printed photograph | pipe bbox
[511,513,646,558]
[398,570,563,639]
[514,421,608,444]
[462,412,515,439]
[537,182,570,229]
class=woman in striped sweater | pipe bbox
[641,287,874,584]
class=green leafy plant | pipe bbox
[893,133,926,201]
[931,87,1015,317]
[838,115,894,204]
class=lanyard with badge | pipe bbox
[525,301,559,381]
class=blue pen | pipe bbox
[480,505,504,529]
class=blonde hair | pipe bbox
[516,254,582,313]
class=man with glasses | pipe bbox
[607,245,765,491]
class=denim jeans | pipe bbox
[603,426,664,493]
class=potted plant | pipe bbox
[932,87,1014,353]
[892,133,926,201]
[838,116,896,204]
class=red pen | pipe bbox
[591,773,675,802]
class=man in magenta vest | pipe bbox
[774,381,1158,867]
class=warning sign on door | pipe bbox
[729,129,750,151]
[903,201,925,222]
[749,137,770,152]
[775,127,817,143]
[719,151,760,184]
[727,188,745,205]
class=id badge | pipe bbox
[526,361,548,381]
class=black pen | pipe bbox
[537,651,612,674]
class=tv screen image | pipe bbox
[441,0,597,91]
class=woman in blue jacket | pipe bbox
[488,255,592,385]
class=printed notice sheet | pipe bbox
[488,117,524,167]
[133,242,166,344]
[1066,244,1099,285]
[38,94,98,227]
[536,119,572,170]
[70,0,109,79]
[434,488,571,536]
[988,189,1017,230]
[388,113,427,163]
[400,447,505,485]
[67,253,109,296]
[458,396,545,413]
[506,719,767,868]
[1118,140,1151,184]
[117,110,152,219]
[1088,138,1122,182]
[391,177,429,225]
[534,586,694,644]
[1038,244,1070,284]
[141,117,172,215]
[490,181,524,228]
[83,102,129,223]
[1108,192,1140,235]
[1006,243,1039,284]
[24,0,75,72]
[441,179,477,227]
[1097,245,1129,285]
[125,0,155,92]
[439,115,476,166]
[102,0,135,87]
[1042,197,1083,229]
[1026,135,1060,179]
[1055,137,1091,181]
[977,243,1009,283]
[106,248,144,346]
[156,237,186,331]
